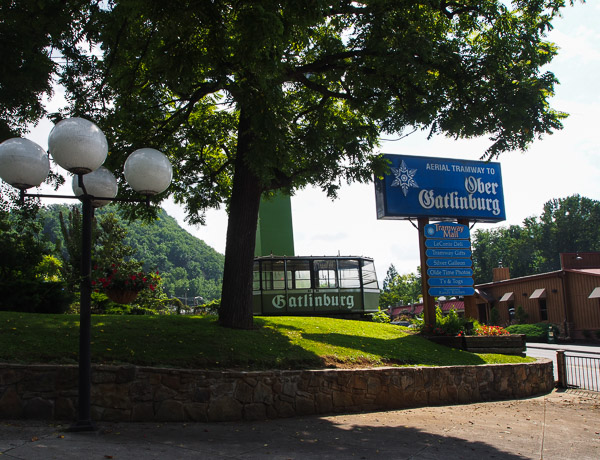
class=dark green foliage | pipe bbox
[0,279,74,314]
[0,1,100,140]
[0,207,75,313]
[195,299,221,316]
[0,208,46,279]
[39,204,224,302]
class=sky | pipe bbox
[26,2,600,283]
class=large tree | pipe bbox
[471,219,542,283]
[537,194,600,271]
[7,1,572,328]
[0,0,100,140]
[379,265,422,309]
[471,194,600,282]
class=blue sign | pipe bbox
[375,154,506,222]
[425,239,471,249]
[424,222,470,239]
[428,277,474,287]
[427,268,473,277]
[429,287,476,297]
[426,258,472,268]
[426,248,471,258]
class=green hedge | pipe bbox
[506,323,559,342]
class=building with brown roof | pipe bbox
[474,252,600,340]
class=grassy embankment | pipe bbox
[0,312,532,369]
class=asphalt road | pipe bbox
[526,342,600,384]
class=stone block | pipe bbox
[92,383,132,409]
[0,387,23,418]
[208,397,242,422]
[295,395,315,415]
[273,399,295,418]
[253,381,273,405]
[156,399,185,422]
[243,403,267,420]
[132,402,155,422]
[234,380,254,403]
[115,365,137,383]
[332,390,353,408]
[193,387,211,403]
[23,397,53,419]
[185,402,208,422]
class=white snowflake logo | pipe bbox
[391,160,418,197]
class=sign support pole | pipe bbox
[418,217,436,327]
[457,218,478,320]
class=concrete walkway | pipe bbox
[0,389,598,459]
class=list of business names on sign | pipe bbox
[425,222,475,297]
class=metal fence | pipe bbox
[557,350,600,392]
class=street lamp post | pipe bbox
[0,117,173,431]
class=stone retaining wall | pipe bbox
[0,360,553,422]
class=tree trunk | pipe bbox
[218,109,262,329]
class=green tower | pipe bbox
[255,192,295,257]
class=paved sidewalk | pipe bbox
[0,389,598,460]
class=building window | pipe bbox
[539,298,548,321]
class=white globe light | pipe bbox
[124,148,173,195]
[72,167,118,208]
[48,117,108,174]
[0,138,50,189]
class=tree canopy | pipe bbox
[471,194,600,283]
[3,0,573,328]
[379,264,422,309]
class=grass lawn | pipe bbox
[0,312,532,370]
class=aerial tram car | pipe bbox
[253,255,380,317]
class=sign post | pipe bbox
[458,218,478,319]
[375,154,507,325]
[418,217,436,326]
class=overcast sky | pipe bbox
[28,2,600,282]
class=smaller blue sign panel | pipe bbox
[426,249,472,258]
[429,287,476,297]
[427,268,473,277]
[428,277,474,287]
[425,239,471,249]
[426,258,472,268]
[424,222,470,239]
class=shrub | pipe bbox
[190,299,221,316]
[505,322,559,342]
[369,307,390,323]
[0,279,74,314]
[418,307,475,336]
